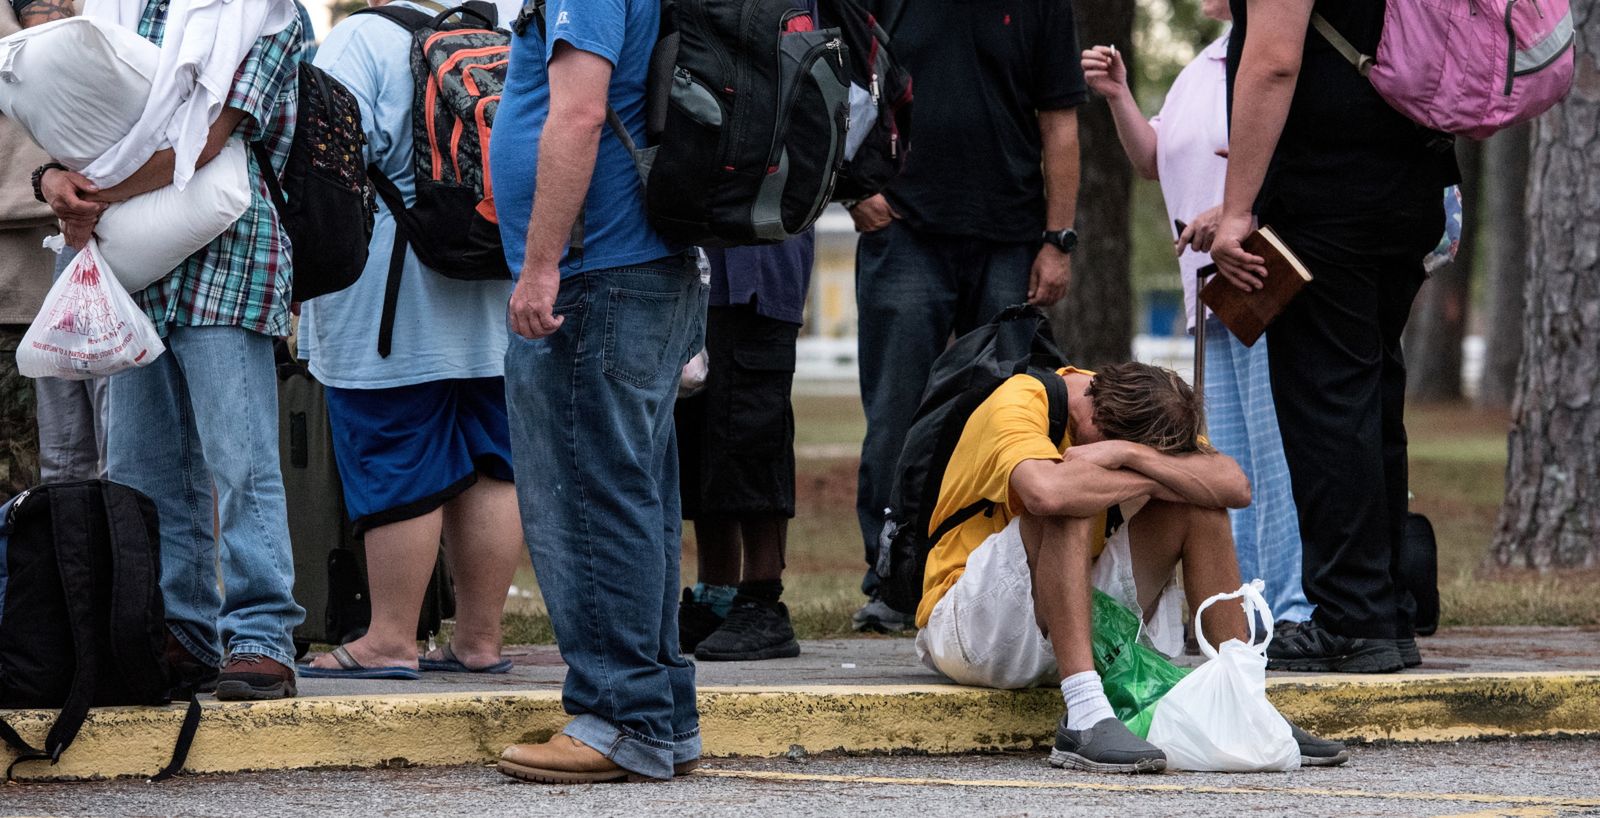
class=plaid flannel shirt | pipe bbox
[133,3,301,338]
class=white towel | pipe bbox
[80,0,296,190]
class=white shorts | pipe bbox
[915,514,1185,690]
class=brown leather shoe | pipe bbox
[164,633,219,695]
[215,654,297,701]
[498,735,647,784]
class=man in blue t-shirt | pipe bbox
[492,0,706,785]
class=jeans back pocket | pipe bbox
[603,286,681,389]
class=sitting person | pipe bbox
[913,361,1347,773]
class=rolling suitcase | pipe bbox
[275,343,455,658]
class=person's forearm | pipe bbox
[1121,445,1250,509]
[1013,458,1164,518]
[1040,108,1080,229]
[88,109,245,203]
[523,115,601,271]
[1106,92,1159,180]
[1221,0,1311,220]
[15,0,74,28]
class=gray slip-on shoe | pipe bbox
[1049,715,1167,774]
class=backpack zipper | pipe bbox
[1503,0,1518,95]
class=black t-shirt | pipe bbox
[883,0,1087,242]
[1226,0,1459,236]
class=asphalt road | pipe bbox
[4,738,1598,818]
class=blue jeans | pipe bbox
[505,256,706,781]
[1202,317,1313,623]
[854,220,1033,592]
[106,325,303,667]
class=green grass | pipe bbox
[489,399,1598,645]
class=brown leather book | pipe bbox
[1198,226,1312,347]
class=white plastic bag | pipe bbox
[87,139,253,291]
[16,238,165,381]
[678,348,709,398]
[1145,580,1301,772]
[0,17,158,170]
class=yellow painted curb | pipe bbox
[2,672,1596,781]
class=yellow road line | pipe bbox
[695,769,1600,809]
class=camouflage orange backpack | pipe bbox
[353,1,510,356]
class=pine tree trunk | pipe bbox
[1477,123,1532,410]
[1491,2,1600,569]
[1406,139,1482,402]
[1050,0,1135,368]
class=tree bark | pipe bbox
[1477,123,1533,410]
[1492,2,1600,570]
[1051,0,1135,369]
[1405,139,1482,402]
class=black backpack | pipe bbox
[874,306,1071,616]
[818,0,913,202]
[353,1,510,357]
[253,64,377,303]
[0,482,199,782]
[520,0,852,247]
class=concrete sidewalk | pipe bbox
[4,628,1598,781]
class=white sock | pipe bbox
[1060,671,1115,731]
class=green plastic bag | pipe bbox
[1091,589,1190,738]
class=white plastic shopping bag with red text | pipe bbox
[16,238,165,380]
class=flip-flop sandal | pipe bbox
[298,645,422,680]
[417,643,514,674]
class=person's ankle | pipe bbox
[737,578,783,607]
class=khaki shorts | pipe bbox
[915,514,1185,690]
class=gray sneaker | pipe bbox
[851,597,914,633]
[1049,715,1167,774]
[1289,721,1350,767]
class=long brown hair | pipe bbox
[1085,363,1210,454]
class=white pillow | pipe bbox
[0,16,158,170]
[92,139,253,292]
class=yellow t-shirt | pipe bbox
[915,367,1106,628]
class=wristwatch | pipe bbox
[31,162,66,204]
[1042,228,1079,254]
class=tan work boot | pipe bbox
[497,735,698,783]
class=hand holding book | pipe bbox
[1210,211,1270,291]
[1194,225,1313,347]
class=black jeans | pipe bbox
[853,220,1034,594]
[1265,212,1439,640]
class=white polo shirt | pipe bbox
[1151,33,1231,333]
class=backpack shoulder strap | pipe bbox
[1031,368,1070,447]
[351,4,435,33]
[100,484,166,704]
[40,485,100,765]
[1310,13,1375,76]
[366,167,410,359]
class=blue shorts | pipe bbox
[325,377,514,533]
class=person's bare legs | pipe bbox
[1126,498,1248,646]
[432,476,524,669]
[1019,513,1099,676]
[738,515,786,583]
[307,510,444,670]
[693,518,743,586]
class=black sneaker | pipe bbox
[1050,715,1167,774]
[1393,637,1423,668]
[1288,721,1350,767]
[694,597,801,661]
[678,588,725,654]
[1266,619,1404,673]
[851,596,914,634]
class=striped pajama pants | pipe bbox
[1202,316,1314,624]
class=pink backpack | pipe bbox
[1313,0,1576,140]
